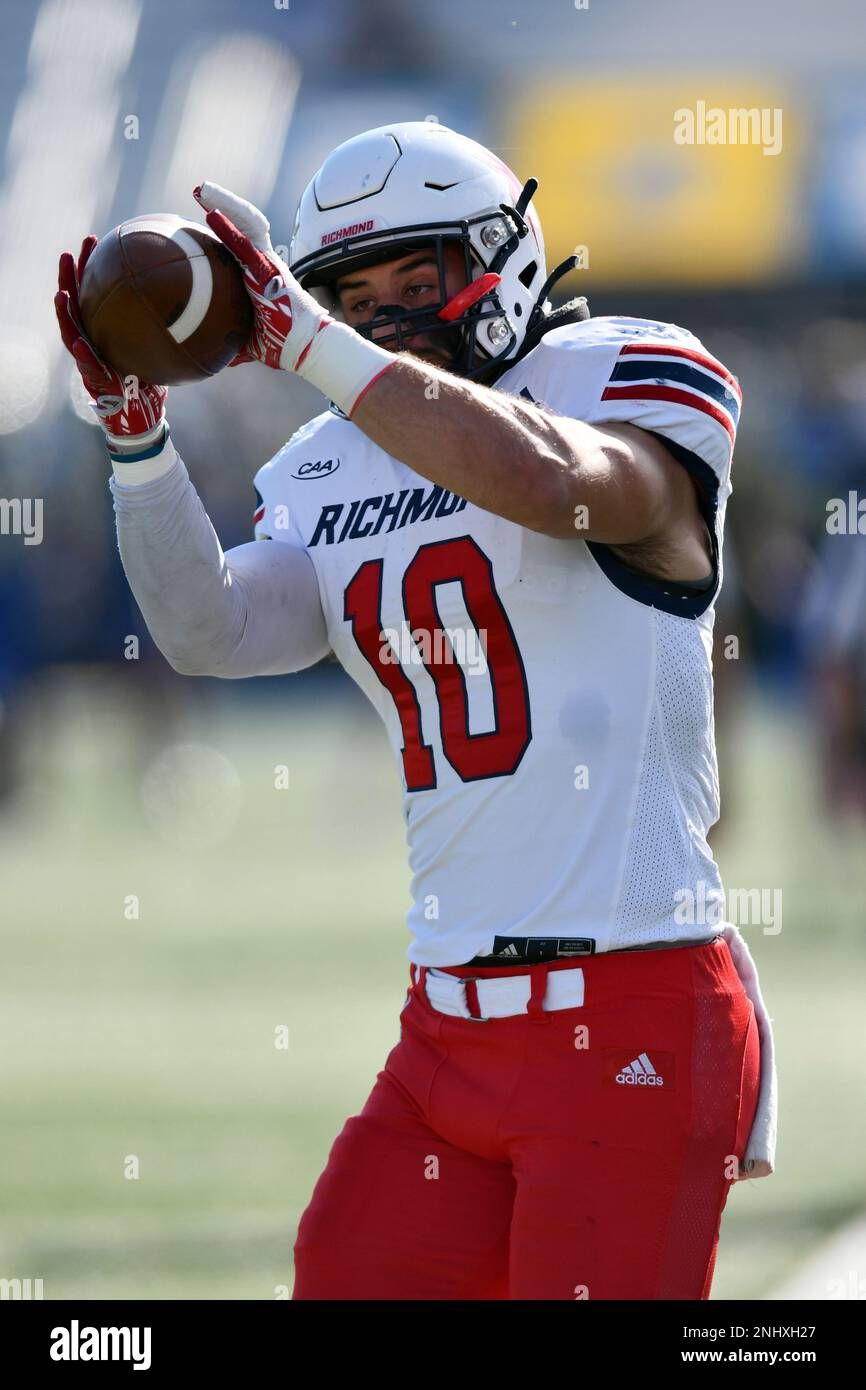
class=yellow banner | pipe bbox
[505,79,804,286]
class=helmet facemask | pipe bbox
[293,189,541,382]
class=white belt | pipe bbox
[423,966,585,1020]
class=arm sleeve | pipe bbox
[110,441,330,678]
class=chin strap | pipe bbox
[513,239,592,365]
[537,254,581,305]
[472,187,591,384]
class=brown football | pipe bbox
[78,214,253,384]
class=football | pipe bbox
[78,214,253,384]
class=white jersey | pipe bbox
[253,317,741,967]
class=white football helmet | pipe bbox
[289,120,571,380]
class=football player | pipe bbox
[56,121,777,1300]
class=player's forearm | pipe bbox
[110,437,328,677]
[350,356,604,535]
[111,440,250,674]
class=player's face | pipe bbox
[333,245,468,367]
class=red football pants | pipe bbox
[292,936,760,1300]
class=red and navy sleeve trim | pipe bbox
[601,343,742,442]
[253,487,265,528]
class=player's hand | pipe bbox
[193,181,332,373]
[55,239,167,448]
[736,1158,773,1181]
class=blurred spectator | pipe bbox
[803,528,866,822]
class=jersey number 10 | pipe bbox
[344,536,532,790]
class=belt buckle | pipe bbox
[459,975,492,1022]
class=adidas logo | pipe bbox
[615,1052,664,1087]
[494,943,522,957]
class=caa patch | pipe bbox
[603,1048,676,1090]
[291,457,340,480]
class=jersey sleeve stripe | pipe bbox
[609,358,741,425]
[619,342,743,400]
[600,383,737,442]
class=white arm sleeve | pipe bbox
[110,441,330,678]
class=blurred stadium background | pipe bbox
[1,0,865,1300]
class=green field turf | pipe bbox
[1,672,864,1300]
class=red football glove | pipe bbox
[193,182,331,373]
[55,238,167,448]
[191,181,397,415]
